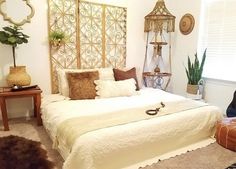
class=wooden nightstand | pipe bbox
[0,86,42,131]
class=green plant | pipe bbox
[49,30,65,46]
[185,49,207,85]
[0,25,29,67]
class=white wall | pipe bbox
[0,0,50,92]
[0,0,235,120]
[170,0,201,96]
[168,0,235,114]
[0,0,50,119]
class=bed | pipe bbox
[41,87,222,169]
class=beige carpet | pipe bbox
[0,118,236,169]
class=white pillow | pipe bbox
[98,68,115,80]
[94,78,137,98]
[57,68,115,97]
[116,67,142,89]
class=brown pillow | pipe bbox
[66,71,99,100]
[113,67,139,90]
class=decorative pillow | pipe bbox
[94,78,137,99]
[113,67,140,90]
[66,71,99,100]
[57,68,114,97]
[98,68,115,80]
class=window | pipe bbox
[198,0,236,82]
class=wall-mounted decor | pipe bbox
[48,0,77,93]
[179,13,195,35]
[48,0,127,93]
[0,0,35,26]
[79,1,126,69]
[49,29,66,48]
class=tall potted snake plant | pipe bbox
[0,25,31,86]
[185,49,207,95]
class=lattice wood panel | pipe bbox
[48,0,77,93]
[79,1,127,68]
[79,2,103,68]
[48,0,127,93]
[105,5,127,68]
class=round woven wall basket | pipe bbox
[179,13,195,35]
[7,66,31,86]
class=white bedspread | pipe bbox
[41,88,222,169]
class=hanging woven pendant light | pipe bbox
[142,0,175,90]
[144,0,175,34]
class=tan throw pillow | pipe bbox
[113,67,140,90]
[57,68,114,97]
[66,71,99,100]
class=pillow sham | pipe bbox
[57,68,114,97]
[66,71,99,100]
[113,67,140,90]
[94,78,137,99]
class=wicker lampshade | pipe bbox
[144,0,175,33]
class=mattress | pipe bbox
[41,88,222,169]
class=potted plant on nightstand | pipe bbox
[185,49,207,98]
[0,25,31,86]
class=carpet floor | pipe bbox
[0,118,236,169]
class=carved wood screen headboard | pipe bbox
[48,0,127,93]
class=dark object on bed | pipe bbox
[0,135,54,169]
[226,90,236,117]
[225,163,236,169]
[146,102,165,115]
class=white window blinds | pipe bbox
[198,0,236,82]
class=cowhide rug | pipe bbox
[0,135,54,169]
[226,163,236,169]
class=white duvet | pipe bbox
[41,88,222,169]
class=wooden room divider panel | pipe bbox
[79,2,127,69]
[104,5,127,68]
[48,0,78,93]
[48,0,127,93]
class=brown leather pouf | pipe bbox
[215,117,236,151]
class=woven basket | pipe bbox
[186,84,198,94]
[7,66,31,86]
